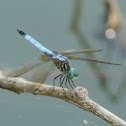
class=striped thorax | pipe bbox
[54,60,70,74]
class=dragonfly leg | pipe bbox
[60,75,65,87]
[70,80,76,88]
[65,78,71,91]
[60,75,66,93]
[59,74,63,87]
[68,79,74,89]
[53,74,62,91]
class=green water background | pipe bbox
[0,0,126,126]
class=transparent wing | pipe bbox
[66,55,120,65]
[59,49,102,55]
[28,61,57,83]
[7,57,57,83]
[7,56,49,77]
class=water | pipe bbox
[0,0,126,126]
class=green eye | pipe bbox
[74,73,78,77]
[67,68,79,79]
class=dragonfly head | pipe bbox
[67,68,79,80]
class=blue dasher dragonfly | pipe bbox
[7,29,120,90]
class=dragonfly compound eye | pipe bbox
[67,68,79,79]
[74,73,78,77]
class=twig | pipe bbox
[0,75,125,126]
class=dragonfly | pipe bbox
[7,29,120,90]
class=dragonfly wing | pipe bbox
[29,61,57,83]
[7,58,57,83]
[66,55,120,65]
[7,55,49,78]
[59,49,102,55]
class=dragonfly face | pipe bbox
[67,68,79,80]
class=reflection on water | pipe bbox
[100,0,126,101]
[69,0,126,102]
[101,0,126,101]
[100,0,126,54]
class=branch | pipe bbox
[0,75,126,126]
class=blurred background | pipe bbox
[0,0,126,125]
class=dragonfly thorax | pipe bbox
[54,54,68,62]
[55,60,71,73]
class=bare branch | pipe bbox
[0,75,125,126]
